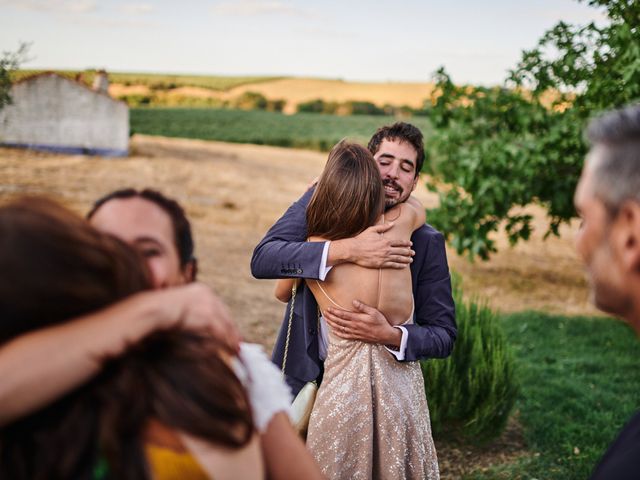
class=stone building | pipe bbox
[0,71,129,156]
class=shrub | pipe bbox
[266,99,286,112]
[233,91,268,110]
[117,94,154,107]
[421,274,518,443]
[339,101,385,116]
[297,99,338,114]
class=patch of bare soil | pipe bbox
[0,135,598,477]
[108,84,152,97]
[437,415,531,479]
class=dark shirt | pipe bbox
[591,411,640,479]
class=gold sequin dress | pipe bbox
[306,316,440,480]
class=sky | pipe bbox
[0,0,608,85]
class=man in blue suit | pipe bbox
[251,122,457,394]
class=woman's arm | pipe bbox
[0,283,240,426]
[274,278,301,303]
[260,413,324,480]
[405,195,427,230]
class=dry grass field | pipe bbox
[0,135,603,478]
[109,78,436,113]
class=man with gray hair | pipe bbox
[574,104,640,479]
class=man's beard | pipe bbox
[383,178,406,210]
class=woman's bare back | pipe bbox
[307,196,426,327]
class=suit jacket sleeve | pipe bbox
[403,227,457,361]
[251,187,325,280]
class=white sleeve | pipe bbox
[318,241,332,281]
[232,343,293,433]
[384,325,408,361]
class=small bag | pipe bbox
[282,282,318,438]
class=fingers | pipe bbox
[368,222,394,234]
[324,309,358,340]
[388,246,415,257]
[352,300,376,314]
[325,306,360,323]
[182,283,242,353]
[387,253,414,264]
[380,261,412,269]
[388,239,413,248]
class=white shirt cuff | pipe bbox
[318,241,332,281]
[385,325,408,361]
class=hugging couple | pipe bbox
[252,122,457,480]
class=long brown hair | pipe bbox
[307,140,385,240]
[0,197,253,480]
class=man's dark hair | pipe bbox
[87,188,196,269]
[587,104,640,211]
[368,122,425,177]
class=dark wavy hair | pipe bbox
[87,188,196,273]
[368,122,425,177]
[307,140,385,240]
[0,197,253,480]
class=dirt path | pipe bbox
[0,134,599,346]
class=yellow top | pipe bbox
[145,444,209,480]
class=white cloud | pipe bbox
[120,2,154,15]
[211,0,312,17]
[0,0,97,13]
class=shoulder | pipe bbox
[410,223,448,268]
[411,223,445,244]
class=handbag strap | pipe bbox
[281,283,297,377]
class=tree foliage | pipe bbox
[426,0,640,260]
[0,43,30,112]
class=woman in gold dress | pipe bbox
[276,141,439,480]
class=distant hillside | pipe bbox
[12,70,282,91]
[12,70,435,113]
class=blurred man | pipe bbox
[574,104,640,479]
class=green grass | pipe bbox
[13,70,281,91]
[467,312,640,480]
[130,108,433,151]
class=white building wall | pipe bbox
[0,74,129,155]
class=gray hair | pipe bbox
[587,104,640,213]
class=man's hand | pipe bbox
[329,223,414,269]
[157,283,242,353]
[323,300,402,348]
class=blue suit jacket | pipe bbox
[251,188,457,394]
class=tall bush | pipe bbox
[421,274,518,443]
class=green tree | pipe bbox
[0,43,30,112]
[426,0,640,260]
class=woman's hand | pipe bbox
[153,283,242,353]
